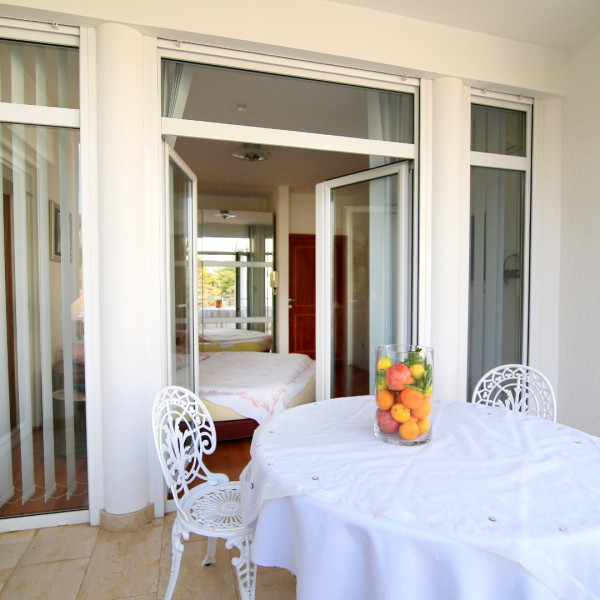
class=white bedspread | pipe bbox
[199,328,273,350]
[197,352,315,424]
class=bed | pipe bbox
[197,351,316,440]
[198,328,273,353]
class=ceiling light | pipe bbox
[216,210,236,220]
[232,143,271,162]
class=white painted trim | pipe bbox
[315,181,330,402]
[470,151,529,171]
[162,117,415,159]
[79,25,102,526]
[0,18,79,46]
[158,40,419,93]
[471,89,533,107]
[200,317,272,324]
[144,35,168,519]
[202,261,272,268]
[417,79,433,345]
[0,103,79,127]
[0,509,90,533]
[528,97,561,392]
[274,186,290,354]
[458,85,473,404]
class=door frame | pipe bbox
[315,161,414,402]
[165,144,199,392]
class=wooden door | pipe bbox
[289,234,316,358]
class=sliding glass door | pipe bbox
[316,162,413,400]
[0,38,84,519]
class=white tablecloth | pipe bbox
[241,395,600,600]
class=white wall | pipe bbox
[2,0,565,96]
[559,32,600,436]
[289,192,316,235]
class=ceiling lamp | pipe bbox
[216,210,236,220]
[232,143,271,162]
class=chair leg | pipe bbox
[202,536,217,566]
[165,519,185,600]
[226,534,257,600]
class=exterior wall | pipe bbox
[560,32,600,435]
[1,0,566,96]
[0,0,577,528]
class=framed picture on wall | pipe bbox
[50,200,72,262]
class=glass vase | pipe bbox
[374,345,434,446]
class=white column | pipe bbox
[96,23,151,518]
[430,77,470,402]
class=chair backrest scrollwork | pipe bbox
[152,386,220,512]
[471,364,557,422]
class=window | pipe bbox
[162,60,414,144]
[198,210,274,346]
[468,97,532,398]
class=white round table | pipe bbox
[241,395,600,600]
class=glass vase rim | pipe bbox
[376,343,433,352]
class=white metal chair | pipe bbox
[471,364,557,421]
[152,385,256,600]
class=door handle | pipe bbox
[288,298,297,310]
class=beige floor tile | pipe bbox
[0,569,11,593]
[0,529,35,570]
[255,566,297,600]
[0,557,88,600]
[20,524,98,565]
[77,520,163,600]
[161,538,237,600]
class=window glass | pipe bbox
[0,123,85,518]
[0,39,79,108]
[162,60,414,143]
[468,166,525,395]
[471,104,526,156]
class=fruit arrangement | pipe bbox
[374,347,433,442]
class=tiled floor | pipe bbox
[0,513,296,599]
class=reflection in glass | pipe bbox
[0,124,85,517]
[198,210,274,352]
[330,172,410,398]
[471,104,526,156]
[0,39,79,108]
[468,166,525,396]
[162,60,414,143]
[169,160,195,389]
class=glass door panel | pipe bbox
[468,166,525,394]
[317,162,412,400]
[0,124,85,518]
[167,147,197,390]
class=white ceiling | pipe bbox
[330,0,600,50]
[177,0,600,199]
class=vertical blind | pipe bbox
[0,37,84,517]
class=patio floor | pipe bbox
[0,511,296,599]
